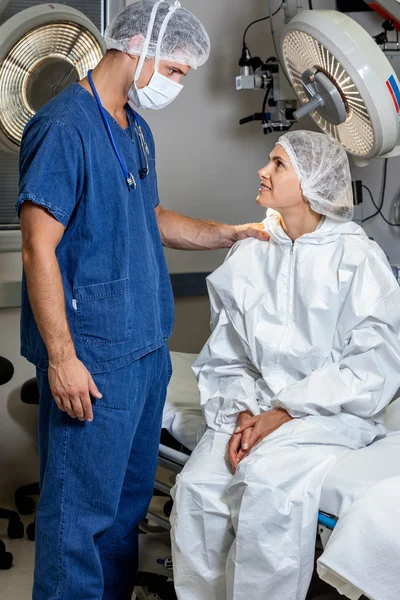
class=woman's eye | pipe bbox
[275,161,283,170]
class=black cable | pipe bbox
[242,2,284,50]
[362,185,400,226]
[309,0,314,8]
[362,158,388,223]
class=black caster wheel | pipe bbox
[27,522,36,541]
[8,519,24,539]
[0,540,5,553]
[0,550,13,570]
[15,495,35,515]
[163,499,173,518]
[311,596,343,600]
[155,581,177,600]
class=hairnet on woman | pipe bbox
[170,130,400,600]
[278,130,354,221]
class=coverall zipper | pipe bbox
[274,242,295,363]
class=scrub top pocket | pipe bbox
[74,278,132,346]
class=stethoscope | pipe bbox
[87,69,149,190]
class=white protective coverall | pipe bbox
[170,209,400,600]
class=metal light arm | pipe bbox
[0,0,9,18]
[282,0,302,24]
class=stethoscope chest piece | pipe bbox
[127,173,137,189]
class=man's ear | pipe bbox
[127,34,145,54]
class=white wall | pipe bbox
[1,0,400,495]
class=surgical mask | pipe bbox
[128,1,184,111]
[129,70,183,111]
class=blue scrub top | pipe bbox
[17,83,174,374]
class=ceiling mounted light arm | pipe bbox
[294,95,323,119]
[0,0,9,18]
[282,0,302,24]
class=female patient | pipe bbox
[170,130,400,600]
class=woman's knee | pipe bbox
[174,456,228,499]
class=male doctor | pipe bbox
[17,1,268,598]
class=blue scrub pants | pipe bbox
[33,344,172,600]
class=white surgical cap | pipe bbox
[277,130,354,222]
[104,0,210,70]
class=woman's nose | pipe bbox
[258,165,271,179]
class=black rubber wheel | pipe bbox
[15,495,35,515]
[27,522,36,541]
[135,575,177,600]
[311,595,343,600]
[8,520,24,539]
[0,540,5,553]
[156,581,177,600]
[0,551,13,570]
[149,580,177,600]
[163,499,173,518]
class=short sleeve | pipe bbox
[16,121,84,227]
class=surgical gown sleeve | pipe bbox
[193,270,271,434]
[272,285,400,421]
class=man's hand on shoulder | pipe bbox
[155,204,269,250]
[231,223,270,244]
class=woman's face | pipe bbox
[257,144,304,211]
